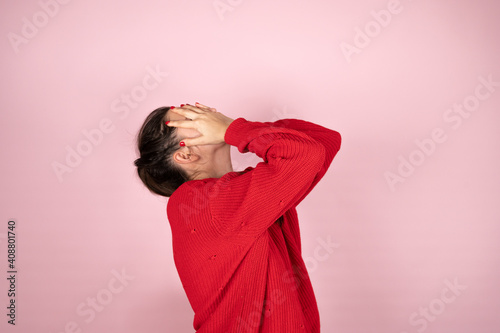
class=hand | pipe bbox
[167,104,234,147]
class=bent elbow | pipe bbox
[310,142,326,173]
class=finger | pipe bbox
[179,136,208,147]
[180,104,205,113]
[195,102,217,112]
[170,107,202,119]
[195,102,211,109]
[165,119,196,129]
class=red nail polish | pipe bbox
[165,121,170,125]
[180,104,185,107]
[179,141,185,147]
[170,106,175,109]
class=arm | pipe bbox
[265,118,342,206]
[208,117,341,238]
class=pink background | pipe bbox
[1,0,499,332]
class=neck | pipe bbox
[194,143,233,180]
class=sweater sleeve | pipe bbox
[264,118,342,206]
[207,117,341,237]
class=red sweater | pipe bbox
[167,117,341,332]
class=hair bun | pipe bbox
[134,157,146,167]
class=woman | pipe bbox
[134,102,341,332]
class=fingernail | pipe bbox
[170,106,175,109]
[180,104,185,107]
[179,141,185,147]
[165,121,170,125]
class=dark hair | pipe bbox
[134,106,189,197]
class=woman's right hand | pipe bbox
[166,104,234,147]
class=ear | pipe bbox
[172,149,199,165]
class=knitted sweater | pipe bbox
[167,117,341,332]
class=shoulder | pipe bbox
[168,179,206,205]
[168,168,254,209]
